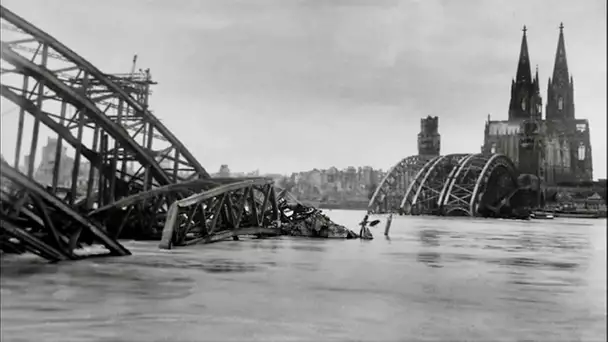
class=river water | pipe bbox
[1,210,606,342]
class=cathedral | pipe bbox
[482,24,593,184]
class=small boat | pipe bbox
[530,211,554,220]
[554,212,600,219]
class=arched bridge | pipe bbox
[368,153,520,217]
[0,6,320,261]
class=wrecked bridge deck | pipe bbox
[0,6,357,263]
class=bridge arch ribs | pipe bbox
[1,6,209,209]
[367,155,431,213]
[400,154,469,215]
[441,153,519,216]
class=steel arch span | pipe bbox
[400,153,519,217]
[367,155,433,213]
[400,153,470,215]
[0,5,215,254]
[1,6,208,190]
[439,153,519,217]
[373,153,520,217]
[0,7,336,256]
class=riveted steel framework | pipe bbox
[0,161,130,261]
[401,154,469,215]
[159,178,281,249]
[0,6,314,259]
[371,153,519,217]
[1,7,208,196]
[367,155,432,213]
[441,153,519,216]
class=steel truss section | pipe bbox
[441,153,519,216]
[0,161,130,261]
[0,6,345,252]
[367,155,431,213]
[400,154,468,215]
[158,178,281,249]
[0,6,209,211]
[85,177,285,241]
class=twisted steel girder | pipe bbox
[159,178,280,248]
[367,155,431,213]
[0,6,338,250]
[83,177,281,241]
[0,161,130,260]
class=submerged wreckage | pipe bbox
[155,180,362,250]
[0,6,364,263]
[1,158,362,261]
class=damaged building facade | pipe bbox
[482,24,593,184]
[418,116,441,156]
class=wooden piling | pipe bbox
[384,214,393,236]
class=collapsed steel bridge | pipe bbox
[368,153,522,217]
[0,6,321,261]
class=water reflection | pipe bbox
[417,251,442,268]
[416,229,443,268]
[419,229,442,247]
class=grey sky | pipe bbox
[1,0,606,178]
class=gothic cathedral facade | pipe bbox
[483,24,593,184]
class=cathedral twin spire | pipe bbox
[546,23,575,120]
[515,26,532,85]
[508,25,541,121]
[551,24,569,80]
[508,23,573,121]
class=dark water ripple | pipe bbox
[1,211,606,342]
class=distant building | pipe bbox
[288,166,386,205]
[23,137,90,189]
[482,24,593,184]
[218,164,231,178]
[418,116,441,156]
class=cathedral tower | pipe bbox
[508,26,543,121]
[546,23,575,121]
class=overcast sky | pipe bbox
[1,0,606,178]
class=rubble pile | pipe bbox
[281,210,358,239]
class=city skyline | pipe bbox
[0,0,605,179]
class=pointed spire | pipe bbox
[552,22,569,82]
[515,25,532,84]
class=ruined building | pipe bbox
[483,24,593,184]
[418,116,441,156]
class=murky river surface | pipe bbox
[1,210,606,341]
